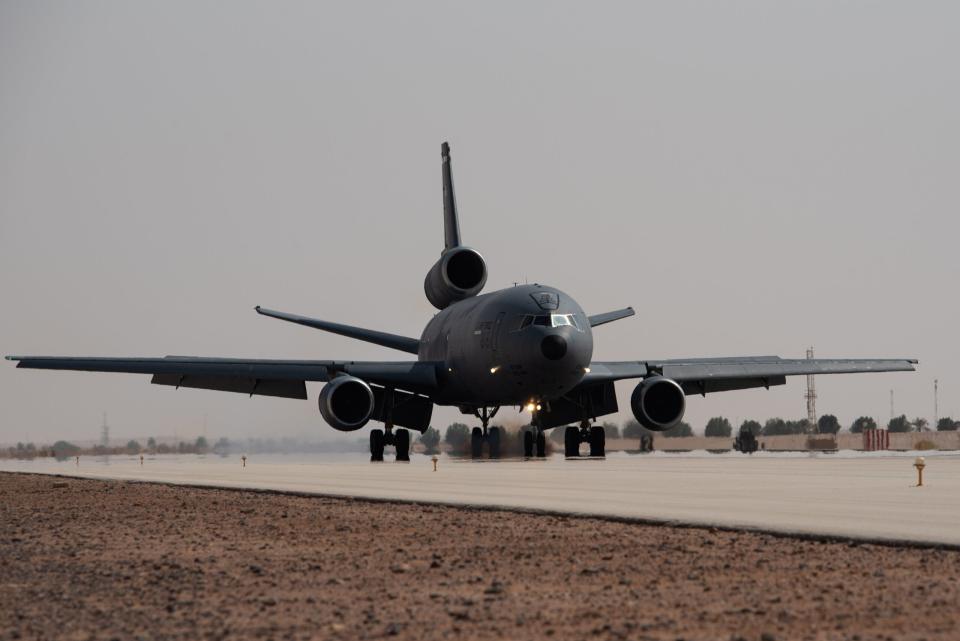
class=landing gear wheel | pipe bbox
[536,431,546,458]
[395,429,410,462]
[370,429,384,462]
[471,427,483,459]
[589,425,606,457]
[564,426,580,457]
[488,427,501,459]
[523,430,534,458]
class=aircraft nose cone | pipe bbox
[541,334,567,360]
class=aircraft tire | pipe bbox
[488,426,501,459]
[589,425,605,457]
[564,426,580,457]
[536,431,546,458]
[395,429,410,462]
[523,430,534,458]
[471,427,483,459]
[370,429,385,462]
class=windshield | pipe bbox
[515,313,582,331]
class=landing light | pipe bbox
[490,366,500,374]
[536,404,542,411]
[525,402,536,412]
[584,367,591,373]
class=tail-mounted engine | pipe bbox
[630,376,686,431]
[318,376,375,431]
[423,246,487,310]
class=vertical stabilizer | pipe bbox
[441,142,461,250]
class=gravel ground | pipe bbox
[1,472,958,641]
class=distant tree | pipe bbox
[147,437,157,452]
[444,423,470,450]
[911,417,929,432]
[888,415,911,433]
[126,440,141,454]
[195,436,209,452]
[602,422,620,440]
[739,420,762,436]
[213,437,231,454]
[936,417,958,432]
[663,421,694,438]
[622,420,649,439]
[418,427,441,454]
[849,416,877,433]
[817,414,841,435]
[157,443,172,454]
[761,418,808,436]
[704,417,732,438]
[51,440,80,459]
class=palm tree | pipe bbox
[912,417,929,432]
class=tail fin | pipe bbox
[441,142,461,250]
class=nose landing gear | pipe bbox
[470,407,502,459]
[564,421,605,458]
[522,408,547,458]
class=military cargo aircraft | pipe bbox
[8,143,917,461]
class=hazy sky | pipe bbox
[1,1,957,445]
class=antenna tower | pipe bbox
[889,389,895,423]
[805,347,817,433]
[934,379,939,429]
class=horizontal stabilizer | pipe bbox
[588,307,635,327]
[255,307,421,355]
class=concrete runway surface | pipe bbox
[3,450,958,546]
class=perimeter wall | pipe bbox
[606,431,960,452]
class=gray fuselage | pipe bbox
[418,284,593,406]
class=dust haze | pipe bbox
[1,1,957,444]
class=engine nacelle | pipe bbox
[630,376,686,431]
[318,376,375,432]
[423,247,487,310]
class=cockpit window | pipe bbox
[551,314,572,328]
[515,313,582,331]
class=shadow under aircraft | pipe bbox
[8,143,917,461]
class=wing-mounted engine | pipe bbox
[630,376,686,431]
[424,142,487,310]
[318,375,375,431]
[424,247,487,309]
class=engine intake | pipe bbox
[318,376,374,431]
[424,247,487,310]
[630,376,686,431]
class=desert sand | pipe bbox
[1,472,958,641]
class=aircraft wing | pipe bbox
[5,355,439,399]
[583,356,918,395]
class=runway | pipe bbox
[3,450,958,546]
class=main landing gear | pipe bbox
[470,407,501,460]
[564,420,605,458]
[370,426,410,462]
